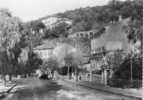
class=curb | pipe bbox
[79,83,142,100]
[63,79,142,100]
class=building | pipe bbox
[90,18,130,85]
[41,16,72,30]
[33,40,56,60]
[68,30,99,39]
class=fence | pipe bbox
[81,74,142,88]
[108,79,142,88]
[92,74,102,84]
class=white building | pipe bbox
[41,16,72,30]
[33,40,56,60]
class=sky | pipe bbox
[0,0,114,22]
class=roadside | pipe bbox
[0,78,34,99]
[61,79,142,100]
[0,82,15,93]
[0,80,16,99]
[0,77,142,100]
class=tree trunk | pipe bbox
[24,74,26,78]
[68,66,70,79]
[9,75,12,81]
[90,70,92,82]
[141,29,143,82]
[2,75,6,86]
[75,67,78,81]
[141,32,143,82]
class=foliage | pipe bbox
[0,9,22,50]
[59,37,91,58]
[21,20,46,50]
[44,22,70,39]
[54,0,143,33]
[0,9,44,76]
[30,21,45,33]
[57,66,68,75]
[22,52,42,74]
[0,9,22,76]
[64,53,75,67]
[0,51,10,75]
[64,52,82,77]
[41,57,59,72]
[105,50,124,70]
[113,55,142,80]
[109,55,142,88]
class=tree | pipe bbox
[41,56,58,78]
[123,0,143,70]
[105,50,124,71]
[26,52,42,75]
[64,53,74,79]
[53,42,83,80]
[18,52,42,76]
[44,22,71,39]
[22,21,45,49]
[0,9,22,84]
[64,51,83,80]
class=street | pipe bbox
[4,78,139,100]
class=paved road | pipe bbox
[4,78,139,100]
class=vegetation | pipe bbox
[41,56,59,78]
[0,0,142,88]
[0,9,22,84]
[36,0,143,84]
[0,9,44,84]
[109,55,142,88]
[53,0,143,34]
[43,22,71,39]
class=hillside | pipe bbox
[36,0,143,34]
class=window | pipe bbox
[80,33,83,37]
[85,34,88,38]
[77,33,79,37]
[90,32,93,38]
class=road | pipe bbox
[4,78,139,100]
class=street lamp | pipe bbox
[130,54,133,83]
[129,43,134,85]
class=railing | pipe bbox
[92,74,102,84]
[108,79,142,88]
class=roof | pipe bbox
[33,39,56,50]
[68,29,99,38]
[33,45,54,50]
[92,19,130,52]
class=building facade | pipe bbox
[90,18,130,84]
[33,40,57,60]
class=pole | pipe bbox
[129,42,133,85]
[130,55,133,82]
[141,27,143,84]
[68,64,70,79]
[89,36,92,82]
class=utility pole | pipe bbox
[130,54,133,83]
[129,42,133,86]
[141,27,143,83]
[89,33,93,82]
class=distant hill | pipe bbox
[34,0,143,36]
[38,0,142,33]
